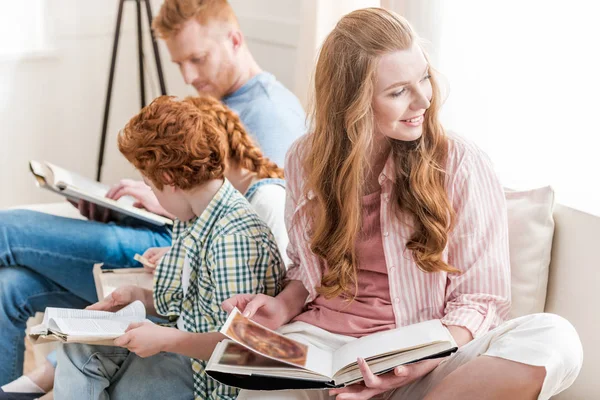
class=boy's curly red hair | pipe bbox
[118,95,282,190]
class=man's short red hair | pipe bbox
[152,0,238,39]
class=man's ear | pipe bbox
[229,30,243,52]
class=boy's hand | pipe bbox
[114,322,176,358]
[221,294,288,331]
[86,285,145,312]
[140,246,171,274]
[105,179,173,218]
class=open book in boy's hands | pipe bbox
[29,160,172,227]
[29,301,147,346]
[92,262,154,301]
[206,308,458,390]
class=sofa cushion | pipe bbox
[505,186,555,318]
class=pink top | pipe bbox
[292,190,396,337]
[284,134,511,339]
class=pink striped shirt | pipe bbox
[284,134,511,338]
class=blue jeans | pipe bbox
[55,344,193,400]
[0,210,171,384]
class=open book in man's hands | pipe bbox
[206,308,458,390]
[29,160,172,227]
[28,301,147,346]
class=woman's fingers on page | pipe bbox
[330,358,433,400]
[329,384,383,400]
[221,294,253,314]
[403,358,441,380]
[221,297,238,313]
[242,295,267,318]
[221,300,232,313]
[356,358,384,388]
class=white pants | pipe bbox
[237,313,583,400]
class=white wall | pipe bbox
[230,0,301,94]
[0,0,192,208]
[0,0,302,209]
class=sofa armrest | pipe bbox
[545,204,600,399]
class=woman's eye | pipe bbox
[391,88,406,98]
[422,74,431,81]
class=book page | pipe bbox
[332,319,456,376]
[334,341,456,386]
[29,160,52,188]
[28,161,172,227]
[45,162,114,200]
[207,340,332,383]
[221,308,334,378]
[48,318,133,338]
[42,300,146,327]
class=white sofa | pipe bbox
[544,204,599,399]
[13,195,600,398]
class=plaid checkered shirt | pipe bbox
[153,180,284,399]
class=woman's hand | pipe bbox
[221,294,289,331]
[328,357,442,400]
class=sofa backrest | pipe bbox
[544,204,600,399]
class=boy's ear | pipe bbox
[160,172,181,194]
[161,171,175,187]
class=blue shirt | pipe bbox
[223,72,306,166]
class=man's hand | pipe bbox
[105,179,174,218]
[86,285,146,312]
[69,199,112,222]
[114,322,177,358]
[328,358,442,400]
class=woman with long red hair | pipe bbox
[225,8,582,400]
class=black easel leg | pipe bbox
[97,0,126,182]
[136,0,146,108]
[144,0,167,95]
